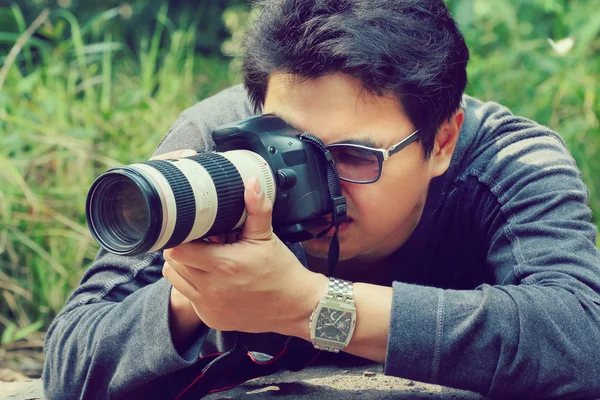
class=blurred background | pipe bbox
[0,0,598,379]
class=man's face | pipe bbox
[263,73,441,261]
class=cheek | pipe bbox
[343,170,429,231]
[342,184,395,226]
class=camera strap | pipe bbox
[298,132,348,277]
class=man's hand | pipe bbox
[161,161,328,337]
[154,149,391,362]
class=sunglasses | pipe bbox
[325,129,420,184]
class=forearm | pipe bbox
[43,279,209,399]
[385,281,600,398]
[343,283,392,363]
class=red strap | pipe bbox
[174,346,288,399]
[173,353,222,400]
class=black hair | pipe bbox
[242,0,469,157]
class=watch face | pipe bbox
[315,307,354,343]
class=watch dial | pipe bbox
[315,307,353,342]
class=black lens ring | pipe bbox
[86,168,163,255]
[142,160,196,249]
[188,153,245,236]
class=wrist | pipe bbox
[168,287,203,350]
[280,271,329,341]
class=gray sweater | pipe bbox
[43,85,600,399]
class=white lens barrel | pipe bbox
[108,150,276,254]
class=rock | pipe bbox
[0,369,29,382]
[204,364,485,399]
[0,365,487,400]
[0,379,43,400]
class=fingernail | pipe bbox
[180,150,197,157]
[253,177,263,196]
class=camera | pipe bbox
[85,114,346,256]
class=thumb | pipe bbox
[241,177,273,241]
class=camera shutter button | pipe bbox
[276,169,297,189]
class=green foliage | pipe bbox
[0,0,598,347]
[446,0,600,225]
[0,3,237,344]
[0,0,245,57]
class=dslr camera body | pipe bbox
[86,114,346,256]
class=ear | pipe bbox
[429,109,464,178]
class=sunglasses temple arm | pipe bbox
[387,130,420,157]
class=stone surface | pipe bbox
[0,365,485,400]
[203,364,484,400]
[0,370,28,383]
[0,379,43,400]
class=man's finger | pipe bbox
[162,261,199,301]
[163,252,205,285]
[241,177,273,241]
[150,149,197,161]
[164,242,218,272]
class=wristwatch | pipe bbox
[309,277,357,352]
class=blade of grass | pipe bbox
[52,9,92,102]
[8,227,68,279]
[0,8,49,92]
[101,32,113,113]
[79,7,121,37]
[10,3,33,73]
[2,291,29,330]
[141,2,169,96]
[0,158,39,214]
[12,320,44,343]
[0,270,31,300]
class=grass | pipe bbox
[0,4,236,346]
[0,1,599,350]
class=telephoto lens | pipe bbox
[86,150,275,256]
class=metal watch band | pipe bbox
[326,278,354,307]
[313,343,345,352]
[311,278,356,352]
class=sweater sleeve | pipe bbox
[42,250,216,399]
[42,85,256,399]
[384,124,600,398]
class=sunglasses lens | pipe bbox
[328,146,380,182]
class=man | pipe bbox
[43,0,600,398]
